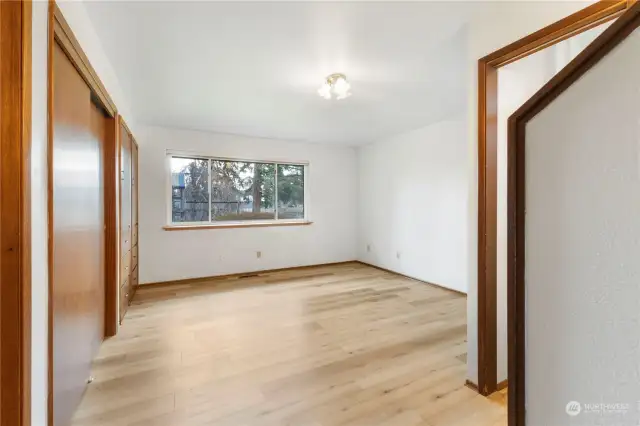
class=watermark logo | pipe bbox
[565,400,631,417]
[566,401,582,416]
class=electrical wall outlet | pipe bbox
[256,251,262,259]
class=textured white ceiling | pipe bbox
[84,1,474,145]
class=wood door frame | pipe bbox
[476,0,632,397]
[47,2,119,424]
[507,4,640,425]
[0,1,32,425]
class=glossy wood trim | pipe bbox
[355,261,467,297]
[465,380,479,393]
[141,261,358,287]
[163,221,314,231]
[481,0,627,67]
[104,117,118,338]
[496,379,508,392]
[477,60,498,397]
[51,4,116,116]
[0,1,32,424]
[507,4,640,425]
[120,117,133,142]
[476,0,632,400]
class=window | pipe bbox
[169,155,307,225]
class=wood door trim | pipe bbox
[507,4,640,425]
[476,0,631,399]
[47,2,120,423]
[104,116,118,338]
[0,1,32,425]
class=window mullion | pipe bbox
[208,158,212,223]
[274,163,278,221]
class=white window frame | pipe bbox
[167,151,310,227]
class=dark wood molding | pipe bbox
[163,221,314,231]
[104,116,118,338]
[141,261,359,288]
[465,380,479,392]
[481,0,627,67]
[477,59,498,397]
[119,116,133,140]
[476,0,632,400]
[0,1,32,424]
[47,2,120,423]
[356,261,467,297]
[506,4,640,426]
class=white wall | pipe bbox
[137,125,358,284]
[495,20,611,384]
[525,27,640,425]
[497,51,555,384]
[356,119,468,293]
[30,2,136,422]
[464,0,598,385]
[31,3,49,425]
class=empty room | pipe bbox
[1,1,638,426]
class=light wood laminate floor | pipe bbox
[71,262,506,426]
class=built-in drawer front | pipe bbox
[121,249,131,285]
[122,224,132,254]
[132,244,138,270]
[132,224,138,247]
[132,265,138,288]
[119,280,130,322]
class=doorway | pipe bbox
[477,0,633,399]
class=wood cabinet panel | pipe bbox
[119,124,139,321]
[132,142,138,227]
[132,245,138,269]
[120,249,131,287]
[120,126,132,254]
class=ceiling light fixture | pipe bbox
[318,73,351,100]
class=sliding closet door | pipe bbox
[119,124,133,319]
[51,42,106,426]
[131,142,139,290]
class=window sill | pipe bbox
[163,221,313,231]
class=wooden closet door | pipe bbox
[131,142,139,289]
[120,125,133,317]
[51,42,106,426]
[132,142,138,241]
